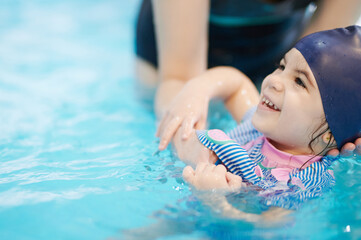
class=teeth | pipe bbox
[262,97,279,110]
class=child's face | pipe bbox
[252,48,327,155]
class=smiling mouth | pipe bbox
[261,97,280,111]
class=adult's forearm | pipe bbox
[152,0,209,119]
[152,0,209,82]
[303,0,361,37]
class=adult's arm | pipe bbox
[152,0,210,119]
[303,0,361,36]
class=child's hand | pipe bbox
[327,138,361,157]
[183,162,244,191]
[156,79,209,150]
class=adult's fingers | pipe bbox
[340,142,356,157]
[158,116,182,150]
[195,162,208,174]
[355,138,361,155]
[327,140,361,157]
[194,118,207,130]
[156,111,171,137]
[226,172,243,188]
[214,164,227,175]
[326,148,339,157]
[209,151,218,164]
[181,117,196,140]
[183,166,195,184]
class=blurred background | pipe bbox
[0,1,360,239]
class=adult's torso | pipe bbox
[208,0,317,81]
[135,0,318,82]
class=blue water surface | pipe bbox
[1,1,361,239]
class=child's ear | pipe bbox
[322,132,334,144]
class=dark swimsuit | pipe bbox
[135,0,317,83]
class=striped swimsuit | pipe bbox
[196,107,337,209]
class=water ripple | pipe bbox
[0,186,110,207]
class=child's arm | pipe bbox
[157,66,259,151]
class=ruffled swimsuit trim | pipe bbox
[196,129,337,192]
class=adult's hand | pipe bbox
[156,66,259,151]
[156,79,209,150]
[327,138,361,157]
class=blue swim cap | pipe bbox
[295,25,361,149]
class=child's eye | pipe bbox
[295,77,306,88]
[276,63,285,71]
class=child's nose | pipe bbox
[267,75,284,92]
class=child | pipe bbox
[157,25,361,218]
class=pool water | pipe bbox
[1,1,361,239]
